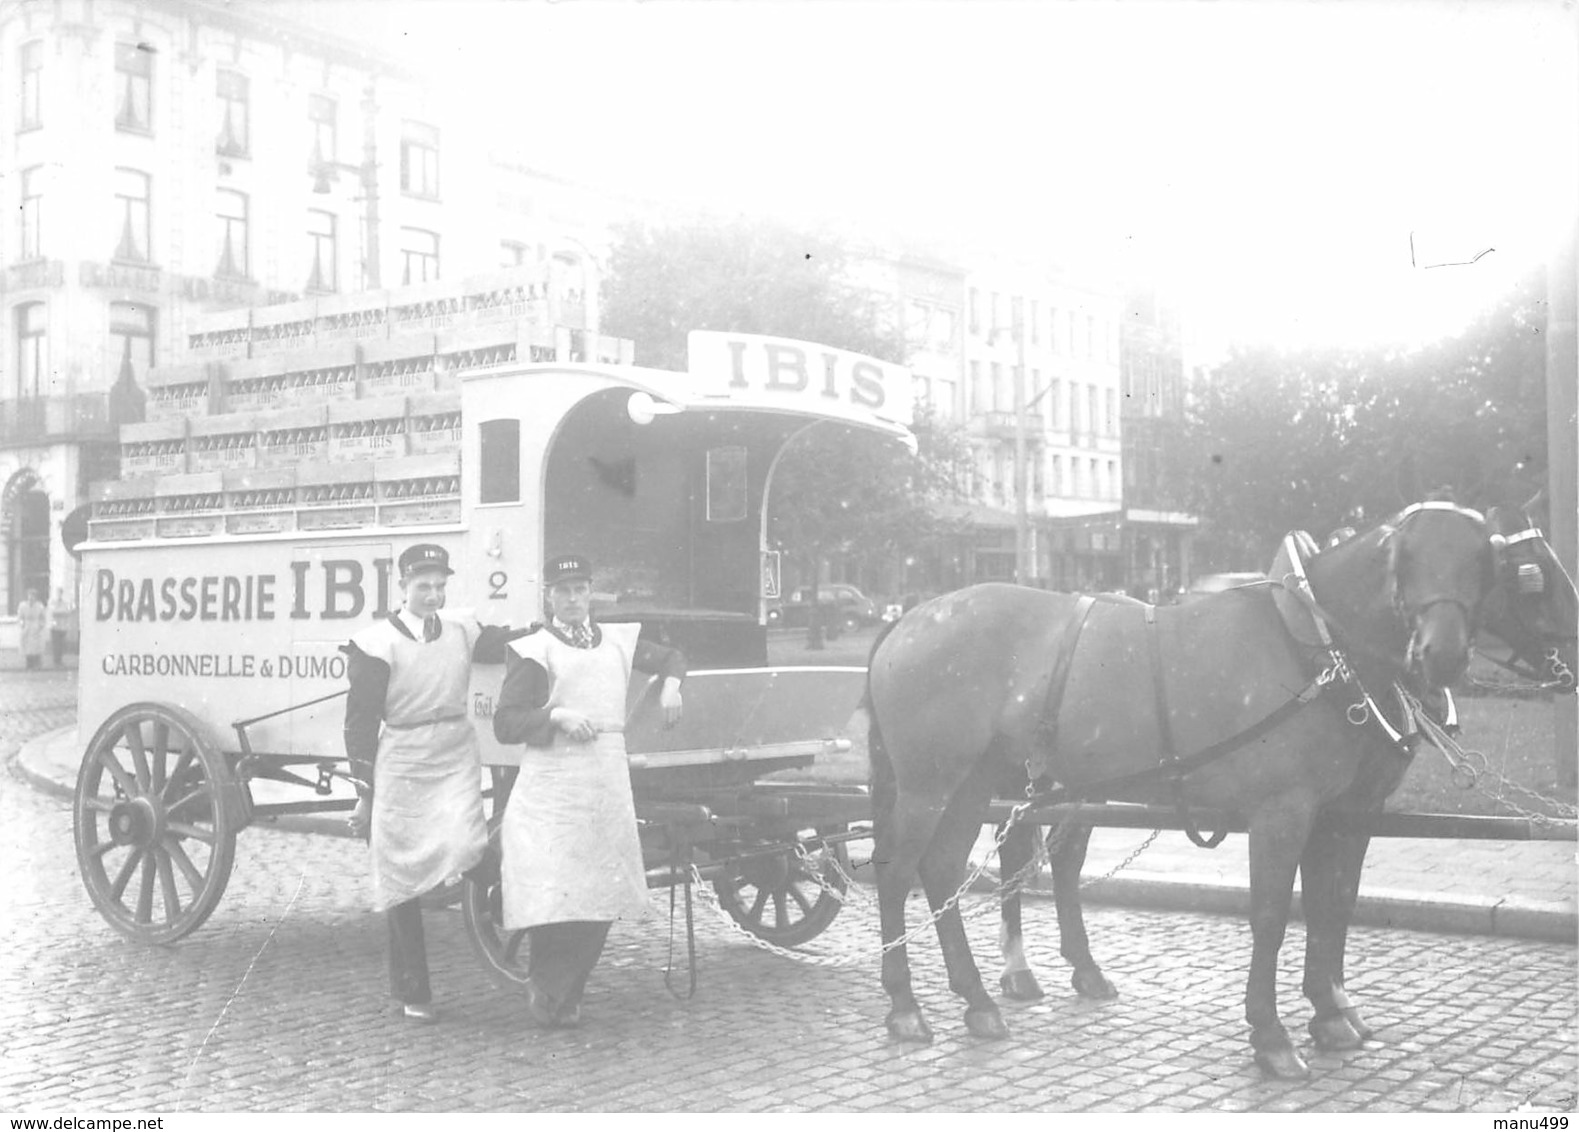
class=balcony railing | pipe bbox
[0,394,117,447]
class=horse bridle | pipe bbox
[1381,502,1493,672]
[1482,524,1578,690]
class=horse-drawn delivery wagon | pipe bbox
[70,317,910,958]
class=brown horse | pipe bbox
[867,504,1496,1077]
[987,501,1578,1078]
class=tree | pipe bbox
[1173,273,1549,570]
[601,218,971,644]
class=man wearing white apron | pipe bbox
[344,543,524,1024]
[493,553,685,1028]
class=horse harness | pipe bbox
[1479,523,1578,690]
[1032,512,1471,848]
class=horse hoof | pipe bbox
[1253,1045,1310,1079]
[886,1009,934,1044]
[1340,1006,1376,1043]
[1310,1013,1364,1051]
[964,1006,1010,1041]
[999,970,1044,1001]
[1072,967,1118,1000]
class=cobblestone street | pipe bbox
[2,670,1575,1113]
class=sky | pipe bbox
[295,0,1577,356]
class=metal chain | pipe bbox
[1399,688,1578,825]
[698,800,1163,968]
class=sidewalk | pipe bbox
[19,720,1576,944]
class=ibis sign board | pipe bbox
[686,331,914,433]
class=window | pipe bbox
[400,121,440,198]
[1108,460,1118,500]
[19,41,41,130]
[115,42,151,132]
[990,363,1003,413]
[1030,300,1039,344]
[20,167,41,259]
[110,302,156,387]
[991,291,1002,333]
[1088,383,1099,436]
[1105,389,1116,435]
[113,169,151,263]
[1050,379,1062,428]
[1051,455,1063,497]
[968,288,980,335]
[309,94,337,165]
[478,420,521,504]
[215,188,248,278]
[1089,458,1099,499]
[216,70,249,156]
[306,209,337,292]
[1050,307,1061,354]
[400,227,439,284]
[1068,384,1079,437]
[932,308,956,352]
[969,360,982,414]
[500,240,529,268]
[1087,315,1097,358]
[14,303,46,399]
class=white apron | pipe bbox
[361,615,487,912]
[500,622,651,929]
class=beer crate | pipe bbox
[358,335,436,397]
[120,418,189,477]
[145,362,218,421]
[88,477,159,542]
[376,452,462,527]
[315,290,389,344]
[296,460,377,531]
[250,298,318,355]
[188,412,259,473]
[407,391,462,456]
[277,342,358,404]
[221,358,290,414]
[328,396,409,462]
[224,466,298,535]
[185,308,251,360]
[457,270,549,327]
[256,405,331,468]
[154,472,226,539]
[388,279,463,337]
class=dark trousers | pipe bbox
[529,921,611,1008]
[387,899,431,1005]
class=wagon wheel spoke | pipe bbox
[772,891,788,930]
[166,785,211,815]
[135,854,157,924]
[501,930,526,967]
[163,837,206,890]
[89,839,123,859]
[165,821,216,844]
[160,747,198,803]
[748,886,770,923]
[150,721,171,794]
[155,849,183,925]
[81,795,117,814]
[108,847,144,901]
[98,752,138,799]
[125,723,152,793]
[787,882,815,918]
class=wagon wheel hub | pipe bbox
[108,796,163,849]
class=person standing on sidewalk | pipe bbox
[492,553,685,1028]
[344,543,523,1024]
[47,588,75,667]
[17,589,46,671]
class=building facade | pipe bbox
[1119,288,1196,600]
[0,0,603,640]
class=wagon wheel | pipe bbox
[462,820,530,994]
[72,703,239,945]
[712,825,850,947]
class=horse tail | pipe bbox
[865,617,902,820]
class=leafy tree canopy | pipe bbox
[1172,272,1547,569]
[601,218,970,597]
